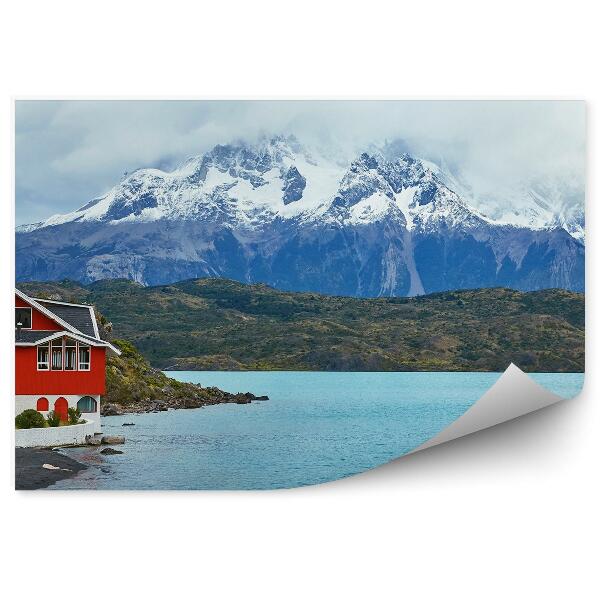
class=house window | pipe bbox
[15,307,32,329]
[37,344,49,370]
[77,396,97,413]
[64,338,77,371]
[51,338,63,370]
[78,344,90,370]
[36,397,49,411]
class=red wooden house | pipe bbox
[15,289,120,425]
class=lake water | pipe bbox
[53,371,584,490]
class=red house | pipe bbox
[15,289,120,425]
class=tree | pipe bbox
[68,407,82,425]
[15,409,46,429]
[46,411,60,427]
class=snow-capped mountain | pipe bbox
[419,160,586,242]
[16,136,584,296]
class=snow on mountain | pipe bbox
[20,135,584,242]
[20,136,499,233]
[22,135,351,231]
[419,159,585,242]
[15,135,585,296]
[330,151,494,233]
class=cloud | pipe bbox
[15,100,585,224]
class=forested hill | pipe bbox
[18,278,584,373]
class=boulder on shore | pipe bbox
[101,435,125,445]
[233,393,252,404]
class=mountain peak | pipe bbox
[16,134,584,296]
[22,141,487,235]
[17,136,583,244]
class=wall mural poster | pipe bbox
[14,100,585,490]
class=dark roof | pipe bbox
[15,329,107,347]
[36,301,98,338]
[15,330,59,343]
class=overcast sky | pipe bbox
[15,100,585,225]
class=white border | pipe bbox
[1,3,598,599]
[89,306,100,340]
[32,297,93,308]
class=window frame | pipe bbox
[64,338,77,371]
[50,338,64,371]
[37,344,50,371]
[78,343,91,371]
[77,395,97,413]
[15,307,32,330]
[36,337,93,372]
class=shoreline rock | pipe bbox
[101,391,269,416]
[100,447,123,455]
[101,435,125,444]
[92,339,270,415]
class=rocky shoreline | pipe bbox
[100,338,269,415]
[15,448,87,490]
[102,388,269,415]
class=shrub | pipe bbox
[68,407,82,425]
[15,409,46,430]
[46,411,61,427]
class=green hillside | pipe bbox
[18,278,585,373]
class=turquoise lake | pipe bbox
[53,371,584,490]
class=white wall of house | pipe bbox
[15,418,98,448]
[15,394,101,433]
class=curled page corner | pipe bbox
[408,363,565,455]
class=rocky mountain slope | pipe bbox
[16,136,584,295]
[18,278,585,373]
[102,339,268,415]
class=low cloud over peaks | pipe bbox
[15,100,585,224]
